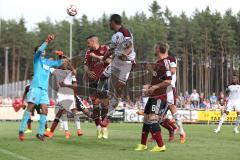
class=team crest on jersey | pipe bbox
[43,64,50,71]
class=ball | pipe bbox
[67,5,78,16]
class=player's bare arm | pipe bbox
[147,80,171,95]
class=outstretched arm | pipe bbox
[34,34,54,59]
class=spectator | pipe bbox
[125,95,134,108]
[184,100,191,110]
[184,91,190,102]
[199,92,205,109]
[190,89,200,109]
[178,93,185,108]
[217,91,225,110]
[203,99,211,110]
[210,92,218,108]
[134,96,143,110]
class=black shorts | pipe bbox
[33,104,41,115]
[75,95,86,112]
[158,100,169,117]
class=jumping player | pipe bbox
[214,74,240,134]
[100,14,136,113]
[135,42,172,152]
[84,35,111,139]
[18,34,66,141]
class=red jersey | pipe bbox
[150,58,172,99]
[85,45,109,81]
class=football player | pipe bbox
[214,74,240,134]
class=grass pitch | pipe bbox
[0,122,239,160]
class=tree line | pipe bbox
[0,1,240,97]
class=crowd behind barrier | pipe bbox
[0,89,227,111]
[0,89,237,124]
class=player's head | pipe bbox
[86,35,99,50]
[59,56,69,69]
[154,42,169,57]
[109,14,122,30]
[34,43,46,56]
[231,74,239,84]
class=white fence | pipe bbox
[0,80,30,98]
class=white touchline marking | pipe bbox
[0,147,32,160]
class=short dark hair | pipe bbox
[155,42,169,54]
[110,14,122,25]
[86,35,97,40]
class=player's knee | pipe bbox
[61,113,68,121]
[169,105,177,114]
[27,103,35,112]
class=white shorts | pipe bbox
[103,57,132,83]
[56,93,76,111]
[226,100,240,112]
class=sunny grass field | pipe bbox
[0,122,239,160]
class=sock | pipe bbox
[234,115,240,130]
[74,113,81,130]
[141,123,149,145]
[19,110,30,132]
[173,112,185,135]
[96,125,102,132]
[50,119,59,133]
[160,119,174,135]
[62,114,68,131]
[63,121,69,131]
[150,123,164,147]
[60,118,63,129]
[38,114,47,136]
[217,112,227,130]
[27,118,32,130]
